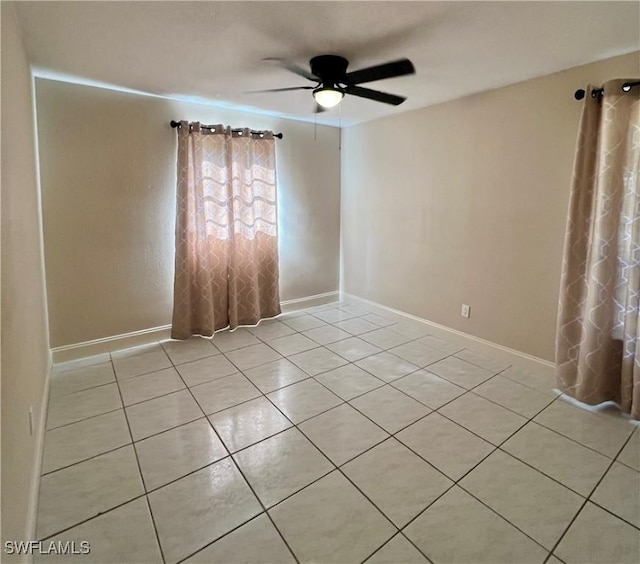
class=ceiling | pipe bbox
[14,1,640,127]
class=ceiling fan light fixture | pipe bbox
[313,87,344,108]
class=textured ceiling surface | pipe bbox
[14,1,640,126]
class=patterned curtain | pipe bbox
[556,79,640,419]
[172,122,280,339]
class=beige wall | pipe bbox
[35,80,341,348]
[341,52,639,362]
[1,3,51,547]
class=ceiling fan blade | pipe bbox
[344,58,415,85]
[345,86,406,106]
[246,86,315,93]
[263,58,319,82]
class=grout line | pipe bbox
[37,489,151,542]
[587,497,640,532]
[40,436,134,477]
[111,358,167,564]
[47,378,117,399]
[393,393,565,555]
[174,512,267,564]
[163,341,301,564]
[529,417,633,460]
[42,304,639,563]
[543,427,640,562]
[44,404,123,432]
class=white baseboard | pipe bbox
[25,351,52,550]
[51,291,340,363]
[51,325,173,364]
[341,292,555,378]
[280,291,339,312]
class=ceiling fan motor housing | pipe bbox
[310,55,349,88]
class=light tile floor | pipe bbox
[37,302,640,563]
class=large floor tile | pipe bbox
[388,342,449,368]
[288,347,348,376]
[190,373,261,415]
[49,362,115,398]
[211,328,261,352]
[460,450,583,549]
[135,418,228,491]
[350,385,431,434]
[473,375,554,418]
[176,354,238,387]
[299,404,388,465]
[46,383,122,429]
[312,308,358,323]
[396,413,494,481]
[302,325,352,345]
[427,357,494,389]
[438,393,527,445]
[209,396,292,453]
[360,328,412,350]
[366,535,428,564]
[161,337,219,365]
[500,365,558,396]
[356,352,419,382]
[269,471,395,564]
[185,514,295,563]
[119,367,185,406]
[149,458,262,563]
[37,446,144,539]
[315,364,384,401]
[281,314,327,331]
[360,313,396,327]
[405,486,547,564]
[334,317,380,336]
[340,304,374,317]
[268,333,319,356]
[591,461,640,527]
[454,349,511,373]
[343,438,452,527]
[34,498,162,563]
[502,422,610,496]
[242,358,310,393]
[618,428,640,470]
[267,379,342,423]
[392,370,465,409]
[248,320,296,341]
[415,335,464,355]
[126,389,202,441]
[326,337,382,362]
[42,410,130,474]
[112,347,171,380]
[534,400,635,457]
[225,343,282,371]
[388,323,429,339]
[233,427,333,507]
[555,502,640,563]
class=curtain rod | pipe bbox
[170,120,283,139]
[574,80,640,100]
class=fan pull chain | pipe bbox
[339,102,342,151]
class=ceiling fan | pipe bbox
[253,55,415,111]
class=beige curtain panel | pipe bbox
[556,79,640,419]
[172,122,280,339]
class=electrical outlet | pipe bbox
[461,304,471,318]
[29,406,34,436]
